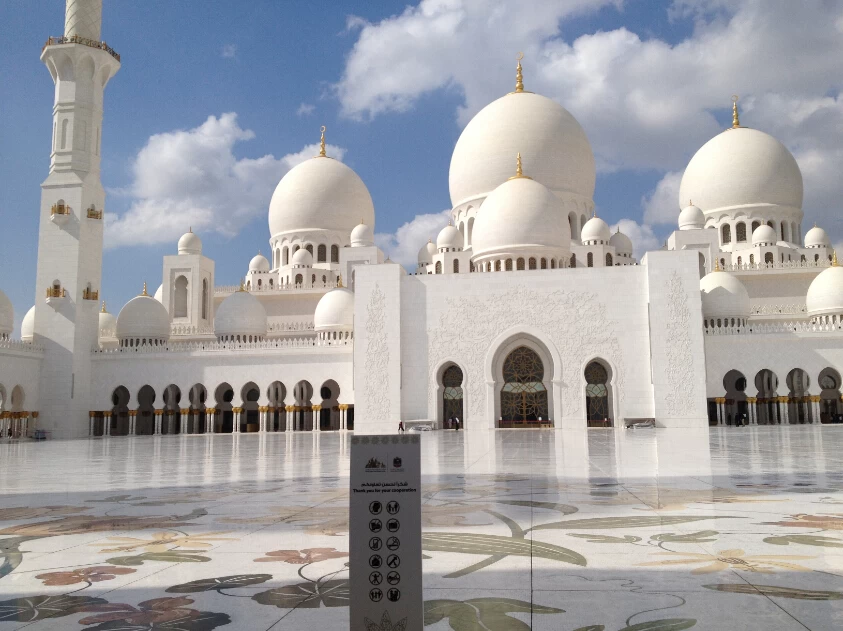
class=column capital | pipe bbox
[89,411,97,417]
[232,407,243,414]
[778,396,789,403]
[154,409,164,415]
[312,404,322,412]
[206,407,216,414]
[128,410,138,417]
[180,408,190,415]
[746,396,757,403]
[258,406,269,413]
[31,411,39,419]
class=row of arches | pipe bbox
[717,219,801,246]
[274,243,340,268]
[714,367,842,425]
[99,379,352,437]
[435,345,614,429]
[0,383,28,439]
[172,275,210,321]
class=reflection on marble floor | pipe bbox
[0,427,842,630]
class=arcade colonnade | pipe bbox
[0,383,37,438]
[711,366,843,426]
[91,379,354,437]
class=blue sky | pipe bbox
[2,0,842,334]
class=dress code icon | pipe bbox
[369,501,382,515]
[369,519,383,533]
[369,572,383,585]
[387,518,400,532]
[369,537,383,551]
[386,501,400,515]
[387,588,401,602]
[370,588,383,602]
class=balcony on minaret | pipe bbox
[50,202,71,225]
[46,283,68,305]
[86,206,103,220]
[42,35,120,62]
[82,287,99,301]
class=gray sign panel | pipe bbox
[350,434,422,630]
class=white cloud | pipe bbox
[297,103,315,117]
[375,209,451,268]
[221,44,237,59]
[610,219,662,260]
[105,113,345,248]
[642,171,684,226]
[336,0,843,239]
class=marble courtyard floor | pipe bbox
[1,428,843,630]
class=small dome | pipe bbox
[0,289,12,337]
[700,271,750,318]
[249,253,270,273]
[418,240,437,265]
[215,289,267,338]
[351,222,374,247]
[678,204,705,230]
[268,156,375,238]
[471,177,569,258]
[314,287,354,331]
[752,224,777,246]
[581,216,611,244]
[679,126,803,216]
[609,228,632,255]
[449,91,595,208]
[291,248,313,267]
[437,224,462,251]
[116,293,171,342]
[153,284,164,303]
[21,306,35,342]
[99,305,117,339]
[807,264,843,317]
[178,230,202,255]
[805,225,831,249]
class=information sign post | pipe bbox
[350,434,422,630]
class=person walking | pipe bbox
[398,421,405,433]
[455,417,461,431]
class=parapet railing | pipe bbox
[0,339,45,353]
[169,321,315,337]
[750,303,807,316]
[93,336,352,355]
[704,320,843,335]
[215,280,339,296]
[43,35,120,61]
[722,259,831,272]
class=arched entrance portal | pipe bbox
[499,346,548,427]
[442,365,463,428]
[585,361,613,427]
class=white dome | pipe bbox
[678,204,705,230]
[21,306,35,342]
[351,222,374,247]
[450,92,595,208]
[752,224,777,246]
[178,230,202,255]
[581,216,611,244]
[249,253,270,273]
[99,306,117,339]
[215,290,267,338]
[116,294,170,341]
[291,248,313,267]
[153,284,163,303]
[609,228,633,255]
[314,287,354,331]
[679,127,803,216]
[437,224,462,251]
[807,265,843,317]
[418,240,437,265]
[268,157,375,238]
[805,225,831,248]
[471,177,569,258]
[700,271,750,318]
[0,289,12,337]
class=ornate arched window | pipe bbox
[500,346,548,423]
[585,361,610,426]
[750,254,755,264]
[435,261,442,274]
[282,246,289,265]
[752,221,760,234]
[453,259,459,273]
[331,244,339,263]
[201,279,208,319]
[442,365,464,423]
[606,253,613,266]
[505,259,513,271]
[528,257,537,270]
[587,252,593,267]
[174,275,188,318]
[569,254,575,268]
[305,244,313,256]
[494,260,501,272]
[721,224,731,244]
[317,244,327,262]
[295,274,303,286]
[516,257,525,270]
[736,222,747,242]
[541,258,547,269]
[550,259,556,269]
[765,252,774,264]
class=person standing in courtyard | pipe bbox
[398,421,404,433]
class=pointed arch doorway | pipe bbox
[499,346,548,427]
[442,365,463,427]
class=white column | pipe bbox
[749,399,757,425]
[716,399,724,426]
[154,410,162,435]
[312,406,318,432]
[781,399,790,425]
[104,412,111,437]
[233,409,241,434]
[205,410,212,433]
[812,398,821,424]
[771,400,779,424]
[128,412,135,436]
[89,413,96,436]
[259,409,266,433]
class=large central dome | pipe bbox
[449,92,596,209]
[268,156,375,239]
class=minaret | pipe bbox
[33,0,120,438]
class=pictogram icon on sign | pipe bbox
[386,571,400,585]
[370,588,383,602]
[386,554,400,569]
[369,519,383,533]
[369,554,382,569]
[369,501,382,515]
[369,537,382,551]
[369,572,383,585]
[386,501,400,515]
[387,518,400,532]
[386,536,400,551]
[387,588,401,602]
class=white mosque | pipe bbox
[2,0,843,440]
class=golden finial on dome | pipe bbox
[833,250,839,267]
[238,278,246,292]
[141,282,148,296]
[508,153,533,180]
[714,259,721,272]
[731,95,741,129]
[515,52,525,93]
[318,125,327,157]
[101,300,107,313]
[337,274,343,288]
